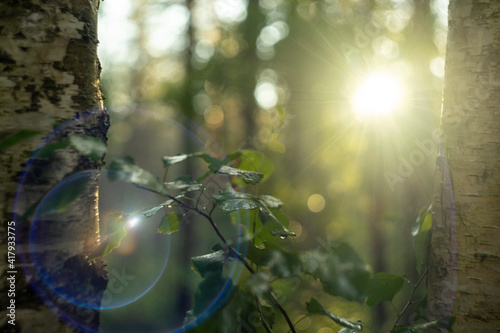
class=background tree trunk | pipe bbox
[0,1,108,332]
[428,0,500,331]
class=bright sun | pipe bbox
[352,73,404,117]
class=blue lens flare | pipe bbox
[29,169,171,310]
[14,108,247,332]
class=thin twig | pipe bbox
[269,292,297,333]
[391,266,429,331]
[255,296,274,333]
[164,193,297,333]
[288,314,310,333]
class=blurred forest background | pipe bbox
[96,0,448,332]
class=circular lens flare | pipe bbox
[28,170,171,311]
[352,73,404,117]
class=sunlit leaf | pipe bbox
[158,212,181,234]
[0,129,41,151]
[69,136,106,161]
[109,156,165,194]
[301,242,371,303]
[162,153,191,166]
[164,175,203,192]
[412,205,432,236]
[306,297,363,332]
[366,273,404,307]
[217,165,264,185]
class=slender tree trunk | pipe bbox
[0,1,108,332]
[428,0,500,331]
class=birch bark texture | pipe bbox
[0,1,108,332]
[428,0,500,331]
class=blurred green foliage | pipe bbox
[97,0,448,331]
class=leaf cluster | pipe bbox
[98,149,448,333]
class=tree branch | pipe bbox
[391,266,429,331]
[162,193,297,333]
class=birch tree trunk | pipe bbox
[0,1,108,332]
[428,0,500,331]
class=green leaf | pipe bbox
[217,165,264,185]
[37,173,89,216]
[230,150,274,187]
[258,206,295,239]
[301,242,371,303]
[412,205,432,236]
[162,152,222,172]
[366,273,404,307]
[231,207,294,246]
[87,212,127,259]
[162,153,191,166]
[142,194,184,218]
[109,156,165,194]
[143,199,173,218]
[198,153,222,172]
[412,204,432,275]
[191,250,229,277]
[0,130,42,151]
[158,212,181,234]
[214,189,259,213]
[69,136,106,161]
[306,297,363,332]
[164,175,203,192]
[259,194,283,209]
[390,316,454,333]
